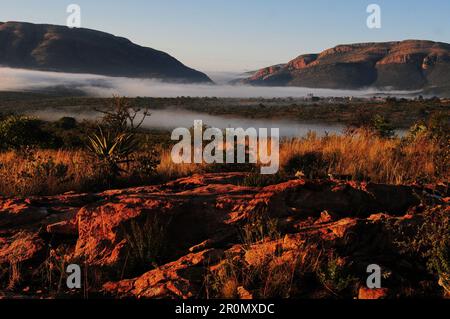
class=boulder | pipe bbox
[103,249,224,299]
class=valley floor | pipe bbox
[1,92,449,129]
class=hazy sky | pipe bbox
[1,0,449,72]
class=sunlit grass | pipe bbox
[0,129,446,197]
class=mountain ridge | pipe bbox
[237,40,450,91]
[0,21,213,83]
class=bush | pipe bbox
[404,114,449,181]
[86,96,153,186]
[284,151,330,178]
[129,151,160,181]
[406,113,449,144]
[87,127,139,185]
[9,149,72,196]
[371,115,395,138]
[388,206,450,295]
[206,240,325,299]
[316,252,357,297]
[55,117,78,130]
[0,115,53,150]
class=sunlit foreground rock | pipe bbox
[0,173,448,299]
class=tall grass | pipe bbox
[0,149,95,197]
[0,130,446,197]
[155,148,209,180]
[280,130,445,184]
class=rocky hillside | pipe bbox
[0,21,212,83]
[0,173,448,299]
[238,40,450,91]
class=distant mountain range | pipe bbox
[1,22,450,94]
[236,40,450,93]
[0,21,212,83]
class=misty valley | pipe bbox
[0,8,449,306]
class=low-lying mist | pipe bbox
[29,108,345,138]
[0,67,418,98]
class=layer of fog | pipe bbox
[29,108,344,138]
[206,71,248,84]
[0,67,420,98]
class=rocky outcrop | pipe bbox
[103,249,225,299]
[238,40,450,91]
[0,173,447,299]
[287,54,318,70]
[248,64,286,81]
[0,21,213,83]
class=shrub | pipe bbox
[87,96,153,185]
[206,240,325,299]
[388,206,450,295]
[316,252,357,297]
[98,96,151,133]
[128,150,160,182]
[11,149,71,196]
[0,115,53,150]
[404,114,449,182]
[87,127,139,185]
[371,115,395,138]
[284,151,330,178]
[55,117,78,130]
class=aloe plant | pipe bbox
[87,126,139,182]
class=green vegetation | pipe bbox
[0,115,53,150]
[0,94,448,299]
[87,128,139,184]
[0,94,448,197]
[1,92,449,128]
[316,253,357,297]
[388,206,450,295]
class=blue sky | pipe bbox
[1,0,449,72]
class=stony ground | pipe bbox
[0,173,448,299]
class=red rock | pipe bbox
[358,287,389,299]
[0,173,439,299]
[0,231,44,264]
[237,286,253,299]
[103,249,224,299]
[46,220,78,236]
[240,40,450,91]
[73,173,257,276]
[0,200,48,228]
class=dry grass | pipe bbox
[0,149,96,197]
[0,145,207,197]
[280,130,447,184]
[205,201,356,299]
[0,130,446,197]
[156,147,208,180]
[206,239,325,299]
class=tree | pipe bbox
[96,96,151,133]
